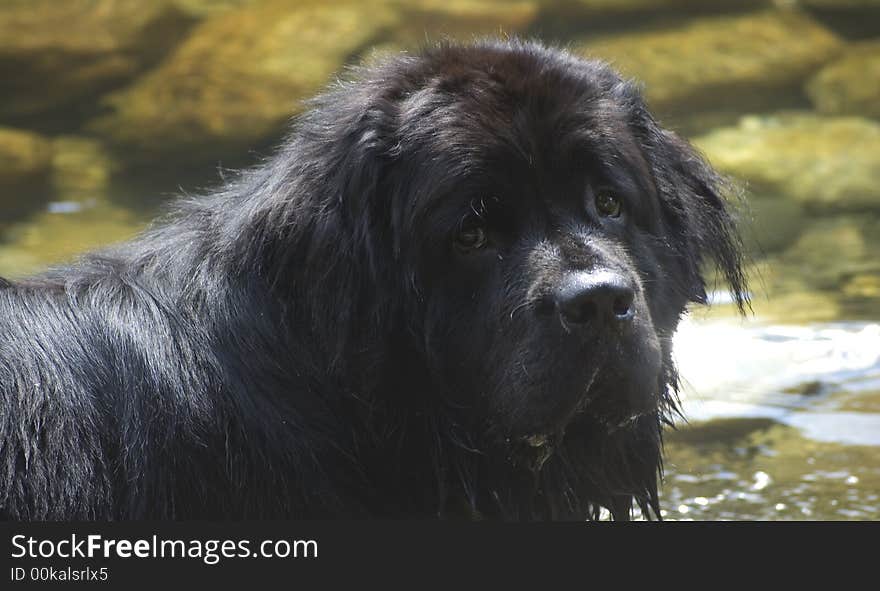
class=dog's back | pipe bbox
[0,248,358,519]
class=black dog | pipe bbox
[0,40,746,520]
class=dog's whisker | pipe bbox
[508,299,536,320]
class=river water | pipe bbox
[660,309,880,520]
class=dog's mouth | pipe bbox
[509,432,558,472]
[524,433,550,448]
[504,360,666,472]
[501,365,601,472]
[510,408,660,473]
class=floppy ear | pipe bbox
[270,78,403,374]
[296,84,395,254]
[645,126,749,313]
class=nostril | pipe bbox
[612,292,634,319]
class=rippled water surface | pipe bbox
[661,315,880,520]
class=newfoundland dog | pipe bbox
[0,39,746,520]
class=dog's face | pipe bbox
[297,42,744,512]
[411,114,671,439]
[357,44,737,451]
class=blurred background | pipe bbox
[1,0,878,520]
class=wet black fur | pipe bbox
[0,40,746,520]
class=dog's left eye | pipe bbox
[455,221,488,252]
[595,192,622,218]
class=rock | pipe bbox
[843,273,880,300]
[172,0,255,17]
[0,0,193,120]
[50,137,119,203]
[388,0,537,45]
[750,287,842,324]
[0,203,144,279]
[664,110,752,138]
[778,216,880,291]
[576,10,843,117]
[0,127,53,214]
[802,0,880,7]
[564,0,768,17]
[801,0,880,40]
[694,112,880,211]
[741,194,807,255]
[88,0,400,163]
[769,215,880,320]
[806,42,880,119]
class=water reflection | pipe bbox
[665,317,880,519]
[662,418,880,520]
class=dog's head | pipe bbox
[281,40,747,518]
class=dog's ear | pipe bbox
[645,126,749,312]
[311,86,399,273]
[278,81,402,371]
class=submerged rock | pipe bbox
[695,112,880,211]
[50,137,119,203]
[172,0,255,16]
[802,0,880,7]
[801,0,880,40]
[88,0,399,163]
[0,204,145,279]
[576,10,842,117]
[778,216,880,292]
[0,0,192,120]
[806,42,880,119]
[741,194,807,255]
[763,215,880,322]
[565,0,768,17]
[0,128,52,214]
[388,0,537,45]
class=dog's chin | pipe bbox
[505,406,662,474]
[498,363,664,472]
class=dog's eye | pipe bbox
[455,221,488,252]
[595,192,622,218]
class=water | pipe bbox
[661,314,880,520]
[1,0,879,520]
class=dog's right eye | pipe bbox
[454,220,488,252]
[595,191,622,218]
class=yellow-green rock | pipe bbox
[172,0,255,16]
[0,127,53,213]
[50,136,119,203]
[806,42,880,119]
[802,0,880,7]
[88,0,400,162]
[564,0,767,17]
[694,113,880,211]
[780,217,879,291]
[0,0,192,118]
[741,194,806,255]
[0,203,145,279]
[763,215,880,320]
[388,0,537,45]
[576,10,842,116]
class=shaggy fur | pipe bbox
[0,40,746,521]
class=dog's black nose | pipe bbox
[555,271,635,326]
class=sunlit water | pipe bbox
[662,315,880,520]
